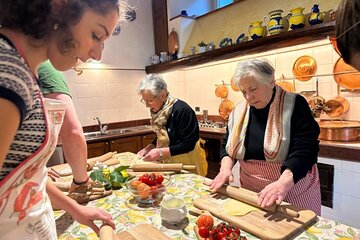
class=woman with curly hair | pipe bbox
[0,0,123,238]
[335,0,360,70]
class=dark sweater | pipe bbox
[152,99,199,156]
[220,90,320,183]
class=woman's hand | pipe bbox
[70,204,115,236]
[258,169,295,208]
[142,148,161,161]
[208,156,234,191]
[47,168,60,181]
[137,144,154,158]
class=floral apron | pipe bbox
[0,97,66,239]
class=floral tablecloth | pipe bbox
[55,173,360,240]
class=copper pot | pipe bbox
[318,120,360,141]
[324,96,350,118]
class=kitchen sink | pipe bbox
[106,128,135,134]
[84,126,152,139]
[83,131,107,138]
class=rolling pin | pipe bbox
[130,163,196,172]
[216,184,299,218]
[99,224,117,240]
[86,151,118,170]
[87,158,120,171]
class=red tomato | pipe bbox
[155,174,164,184]
[196,214,214,230]
[198,226,210,238]
[217,232,225,239]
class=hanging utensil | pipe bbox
[218,98,234,120]
[324,83,350,118]
[333,57,360,90]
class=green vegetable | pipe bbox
[90,166,130,190]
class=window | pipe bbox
[216,0,233,8]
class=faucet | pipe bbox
[94,117,108,134]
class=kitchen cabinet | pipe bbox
[146,21,335,74]
[87,141,110,158]
[110,136,142,154]
[87,134,155,158]
[141,133,156,148]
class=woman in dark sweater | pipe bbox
[210,59,321,214]
[137,74,207,176]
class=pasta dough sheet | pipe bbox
[223,199,259,216]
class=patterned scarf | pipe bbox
[150,95,178,148]
[226,86,296,162]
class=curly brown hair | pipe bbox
[0,0,121,54]
[335,0,360,64]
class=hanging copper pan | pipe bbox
[292,55,317,81]
[215,82,228,98]
[333,57,360,90]
[275,81,295,92]
[218,99,234,120]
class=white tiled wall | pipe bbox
[318,157,360,229]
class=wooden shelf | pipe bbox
[146,21,335,74]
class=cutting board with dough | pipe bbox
[193,194,317,240]
[116,224,170,240]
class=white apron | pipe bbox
[0,97,66,239]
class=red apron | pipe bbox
[239,159,321,215]
[0,98,66,239]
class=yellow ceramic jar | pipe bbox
[248,20,266,39]
[264,9,285,35]
[287,7,306,30]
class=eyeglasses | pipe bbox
[336,19,360,40]
[140,95,157,104]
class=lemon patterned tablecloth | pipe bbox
[55,173,360,240]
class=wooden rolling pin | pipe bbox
[99,224,117,240]
[87,158,120,171]
[130,163,196,172]
[86,151,118,170]
[216,184,299,218]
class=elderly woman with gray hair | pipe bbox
[210,59,321,214]
[137,74,207,176]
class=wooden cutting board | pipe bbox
[116,224,170,240]
[193,194,317,240]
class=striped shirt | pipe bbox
[0,34,46,181]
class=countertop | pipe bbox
[54,171,360,239]
[84,125,360,162]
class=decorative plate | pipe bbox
[292,55,317,81]
[112,23,121,36]
[219,38,232,48]
[236,33,247,44]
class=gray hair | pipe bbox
[234,59,275,87]
[137,74,168,95]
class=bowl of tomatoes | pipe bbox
[125,173,167,206]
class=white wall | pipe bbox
[63,0,154,127]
